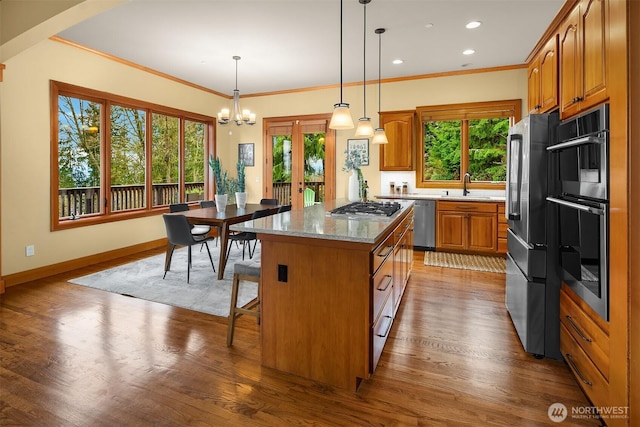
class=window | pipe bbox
[51,81,214,230]
[416,99,521,189]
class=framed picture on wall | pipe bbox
[347,138,369,166]
[238,143,255,166]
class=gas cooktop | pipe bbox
[330,201,401,217]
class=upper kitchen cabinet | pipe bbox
[379,111,415,171]
[528,34,559,114]
[559,0,608,119]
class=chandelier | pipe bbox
[217,56,256,126]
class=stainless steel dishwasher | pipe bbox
[413,200,436,250]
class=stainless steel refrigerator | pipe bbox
[505,112,561,359]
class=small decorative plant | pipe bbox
[236,159,246,193]
[209,155,227,195]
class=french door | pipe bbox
[263,114,335,209]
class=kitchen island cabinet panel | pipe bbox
[260,240,371,391]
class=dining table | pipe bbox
[169,203,279,280]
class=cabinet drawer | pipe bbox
[498,203,506,220]
[438,201,497,213]
[560,323,609,408]
[372,232,394,274]
[560,289,610,379]
[372,259,393,324]
[371,292,394,372]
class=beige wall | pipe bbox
[0,36,526,276]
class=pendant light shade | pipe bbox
[372,28,388,144]
[354,0,374,138]
[329,0,354,130]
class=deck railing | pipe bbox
[58,181,325,217]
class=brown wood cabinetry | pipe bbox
[260,207,414,390]
[560,285,610,408]
[436,201,497,254]
[497,203,507,255]
[559,0,608,119]
[379,111,415,171]
[528,35,559,113]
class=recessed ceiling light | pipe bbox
[466,21,482,29]
[463,49,475,55]
[392,59,404,65]
[425,23,434,29]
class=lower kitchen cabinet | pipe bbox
[559,285,610,409]
[436,201,497,254]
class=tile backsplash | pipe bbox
[379,171,505,197]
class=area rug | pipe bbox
[424,251,506,273]
[69,243,260,317]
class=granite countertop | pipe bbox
[376,193,505,202]
[230,199,415,244]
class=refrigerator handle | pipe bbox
[506,133,523,221]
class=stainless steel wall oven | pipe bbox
[547,195,608,320]
[547,103,609,321]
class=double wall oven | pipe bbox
[546,104,609,321]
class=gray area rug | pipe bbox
[70,242,260,317]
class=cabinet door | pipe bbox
[379,112,414,171]
[527,60,541,113]
[436,211,466,251]
[560,4,581,118]
[539,35,559,112]
[467,213,497,252]
[580,0,607,110]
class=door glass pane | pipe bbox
[468,118,509,181]
[151,113,179,206]
[184,120,206,203]
[57,95,102,219]
[110,105,146,212]
[272,134,292,204]
[423,120,461,181]
[303,132,326,203]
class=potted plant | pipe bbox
[235,159,247,209]
[209,155,228,211]
[343,147,367,202]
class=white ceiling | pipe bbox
[56,0,564,96]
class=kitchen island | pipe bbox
[230,199,414,390]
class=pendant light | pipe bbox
[354,0,374,138]
[217,56,256,126]
[329,0,354,130]
[372,28,389,144]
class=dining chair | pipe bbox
[199,200,223,246]
[226,208,272,260]
[162,214,216,283]
[277,204,292,213]
[259,198,279,205]
[169,203,211,237]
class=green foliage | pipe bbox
[271,133,326,183]
[236,159,246,192]
[209,155,227,194]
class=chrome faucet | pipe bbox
[463,172,471,196]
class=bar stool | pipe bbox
[227,259,261,346]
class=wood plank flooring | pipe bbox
[0,249,600,426]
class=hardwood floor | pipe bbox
[0,249,599,426]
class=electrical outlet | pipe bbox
[26,245,35,257]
